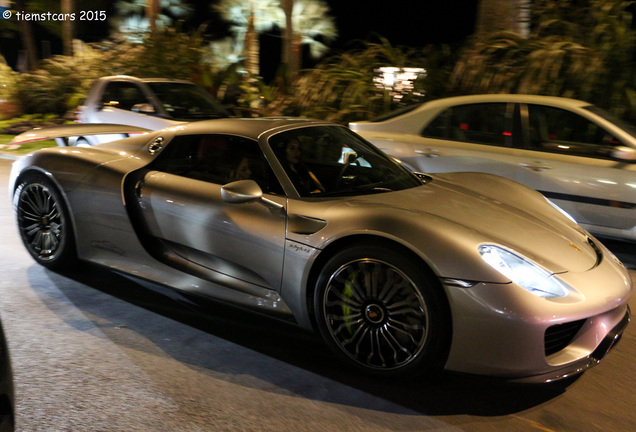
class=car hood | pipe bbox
[353,172,598,274]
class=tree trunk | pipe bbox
[15,0,38,70]
[61,0,74,56]
[280,0,295,81]
[244,8,260,76]
[146,0,159,32]
[290,32,301,80]
[476,0,530,37]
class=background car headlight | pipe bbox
[479,245,570,298]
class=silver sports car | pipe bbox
[9,118,632,383]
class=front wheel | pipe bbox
[14,175,77,269]
[314,244,450,378]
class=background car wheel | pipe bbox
[13,175,76,269]
[314,244,451,378]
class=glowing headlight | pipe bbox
[479,245,570,298]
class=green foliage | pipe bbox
[97,29,205,80]
[0,56,16,101]
[452,0,636,121]
[0,113,66,134]
[14,48,106,115]
[265,39,437,123]
[452,31,604,99]
[12,29,206,116]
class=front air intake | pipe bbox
[544,319,586,356]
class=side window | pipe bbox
[527,105,619,159]
[421,109,449,139]
[423,103,511,146]
[151,134,283,195]
[101,82,150,111]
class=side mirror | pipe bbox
[132,103,156,114]
[611,146,636,162]
[221,180,284,210]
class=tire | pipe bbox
[14,175,77,269]
[314,244,450,378]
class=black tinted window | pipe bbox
[269,126,421,197]
[422,103,511,146]
[146,83,228,120]
[528,104,620,159]
[101,82,150,111]
[152,134,283,194]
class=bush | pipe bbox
[0,56,18,119]
[263,39,448,124]
[0,113,66,134]
[12,29,207,117]
[14,46,107,116]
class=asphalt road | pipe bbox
[0,156,635,432]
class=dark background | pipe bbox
[0,0,478,76]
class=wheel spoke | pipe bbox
[323,258,429,371]
[17,182,64,261]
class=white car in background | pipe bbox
[71,75,228,146]
[350,94,636,242]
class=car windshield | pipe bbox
[584,105,636,138]
[146,82,229,120]
[269,126,422,197]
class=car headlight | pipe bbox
[478,245,570,298]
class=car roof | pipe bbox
[165,117,335,140]
[420,94,593,110]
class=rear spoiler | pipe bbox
[11,124,151,145]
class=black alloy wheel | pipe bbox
[315,244,450,378]
[14,176,76,269]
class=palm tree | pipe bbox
[61,0,74,55]
[215,0,281,76]
[476,0,531,37]
[455,0,636,120]
[277,0,337,81]
[114,0,191,37]
[15,0,38,70]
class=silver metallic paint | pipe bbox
[9,118,633,382]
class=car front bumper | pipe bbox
[442,253,632,383]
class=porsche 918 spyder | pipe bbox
[9,118,632,382]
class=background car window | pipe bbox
[101,82,151,111]
[422,103,511,146]
[146,83,229,120]
[527,104,621,159]
[151,134,283,194]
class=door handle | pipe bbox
[519,162,552,172]
[415,149,440,158]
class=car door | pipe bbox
[133,133,287,292]
[90,81,171,130]
[390,102,547,187]
[516,103,636,236]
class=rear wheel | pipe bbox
[14,175,76,269]
[314,244,450,378]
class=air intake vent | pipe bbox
[545,319,586,356]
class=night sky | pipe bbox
[326,0,478,49]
